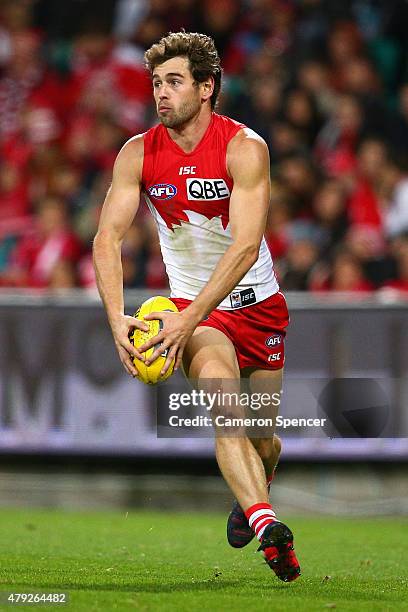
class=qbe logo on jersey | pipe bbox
[187,178,230,201]
[148,183,177,200]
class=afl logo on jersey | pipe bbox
[148,183,177,200]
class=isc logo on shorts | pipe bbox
[187,178,230,201]
[148,183,177,200]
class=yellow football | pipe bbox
[129,296,179,385]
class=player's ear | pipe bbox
[201,76,214,103]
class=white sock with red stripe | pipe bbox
[244,502,277,541]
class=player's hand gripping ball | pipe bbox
[129,296,179,384]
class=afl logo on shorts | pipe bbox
[265,334,282,347]
[148,183,177,200]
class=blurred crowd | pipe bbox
[1,0,408,294]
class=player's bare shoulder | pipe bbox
[227,127,270,182]
[226,127,270,179]
[112,134,145,184]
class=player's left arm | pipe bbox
[140,129,271,374]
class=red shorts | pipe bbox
[172,291,289,371]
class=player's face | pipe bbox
[152,57,203,128]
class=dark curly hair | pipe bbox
[144,31,222,110]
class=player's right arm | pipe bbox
[93,136,148,377]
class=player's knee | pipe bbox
[251,435,281,460]
[252,437,275,460]
[273,434,282,456]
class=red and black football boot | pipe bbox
[227,473,275,548]
[257,521,301,582]
[226,499,255,548]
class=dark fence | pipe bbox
[0,290,407,460]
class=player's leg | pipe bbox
[246,367,283,483]
[182,327,270,509]
[183,319,300,581]
[226,367,282,548]
[256,432,281,481]
[244,366,300,582]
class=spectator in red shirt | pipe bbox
[0,159,30,222]
[3,196,82,288]
[311,248,374,292]
[380,237,408,294]
[313,178,349,259]
[347,137,386,229]
[0,29,63,143]
[314,94,363,182]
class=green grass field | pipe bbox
[0,508,407,611]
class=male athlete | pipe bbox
[93,31,300,582]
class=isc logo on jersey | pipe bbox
[187,178,230,201]
[148,183,177,200]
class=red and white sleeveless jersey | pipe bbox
[141,113,279,310]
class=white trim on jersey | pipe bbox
[144,193,279,310]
